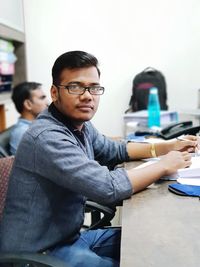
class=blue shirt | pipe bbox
[0,104,133,253]
[9,118,32,155]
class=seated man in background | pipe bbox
[0,51,198,267]
[9,81,48,154]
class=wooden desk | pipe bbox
[120,162,200,267]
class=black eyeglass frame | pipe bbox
[55,84,105,95]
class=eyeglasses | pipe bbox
[56,84,105,95]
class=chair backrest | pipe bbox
[0,127,13,157]
[0,156,15,219]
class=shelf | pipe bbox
[0,92,11,105]
[0,23,26,131]
[0,23,25,42]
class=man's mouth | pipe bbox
[77,105,94,111]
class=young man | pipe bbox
[10,82,48,154]
[0,51,198,267]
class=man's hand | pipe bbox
[169,135,200,153]
[127,150,192,193]
[159,151,192,175]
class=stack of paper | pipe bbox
[177,157,200,185]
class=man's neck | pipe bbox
[49,103,85,132]
[20,111,35,121]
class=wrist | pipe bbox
[168,139,177,151]
[150,143,157,158]
[158,160,169,176]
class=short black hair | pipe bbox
[12,82,42,113]
[52,50,100,85]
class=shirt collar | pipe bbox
[18,118,32,125]
[48,102,85,134]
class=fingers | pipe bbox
[191,136,200,151]
[181,140,197,147]
[178,135,200,148]
[177,138,198,152]
[183,135,196,141]
[162,151,192,174]
[181,151,191,157]
[181,135,198,141]
[181,151,192,167]
[184,135,200,142]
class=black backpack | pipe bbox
[126,67,168,112]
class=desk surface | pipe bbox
[120,162,200,267]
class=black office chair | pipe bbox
[0,127,13,158]
[0,156,116,267]
[0,253,68,267]
[0,156,66,267]
[84,200,116,230]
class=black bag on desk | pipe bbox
[126,67,168,113]
[168,183,200,197]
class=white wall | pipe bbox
[23,0,200,136]
[0,0,24,31]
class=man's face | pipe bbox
[51,66,101,129]
[29,88,48,117]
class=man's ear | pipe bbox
[23,99,32,111]
[51,85,59,102]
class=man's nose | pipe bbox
[45,99,50,106]
[80,89,93,99]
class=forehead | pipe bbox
[59,67,100,84]
[30,87,45,97]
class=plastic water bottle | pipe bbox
[148,87,161,128]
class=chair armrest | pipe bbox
[0,146,9,158]
[85,200,116,230]
[0,126,13,157]
[0,252,67,267]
